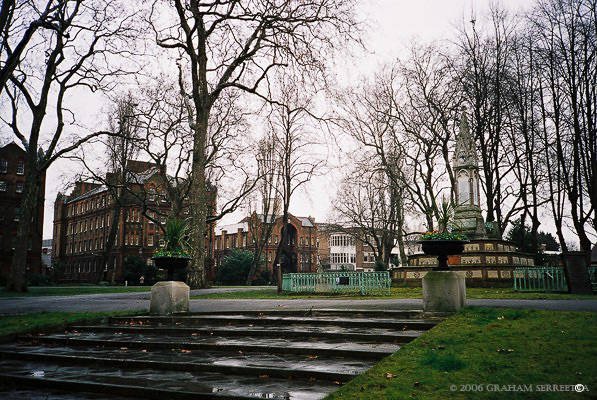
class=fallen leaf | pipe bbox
[181,349,192,353]
[497,348,514,353]
[385,372,396,379]
[307,355,318,360]
[333,381,342,385]
[259,374,269,379]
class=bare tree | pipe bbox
[0,0,137,291]
[531,0,596,251]
[333,164,404,267]
[394,45,463,230]
[455,5,525,236]
[332,69,409,261]
[0,0,68,95]
[245,134,281,284]
[149,0,360,288]
[267,78,323,291]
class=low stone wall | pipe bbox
[392,266,515,288]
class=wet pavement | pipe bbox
[0,308,441,399]
[1,290,596,316]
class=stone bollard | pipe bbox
[150,281,190,315]
[422,271,466,313]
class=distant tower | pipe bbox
[452,108,485,239]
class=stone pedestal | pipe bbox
[422,271,466,313]
[150,281,190,315]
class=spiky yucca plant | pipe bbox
[154,218,190,258]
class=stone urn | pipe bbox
[418,239,468,313]
[152,255,190,281]
[150,256,190,315]
[419,240,468,271]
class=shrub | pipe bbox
[27,273,53,286]
[216,249,254,285]
[122,255,157,285]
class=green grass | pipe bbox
[326,308,597,400]
[0,310,142,339]
[0,285,151,298]
[191,287,596,300]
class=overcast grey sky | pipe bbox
[38,0,530,239]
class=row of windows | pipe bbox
[264,251,316,264]
[363,252,376,263]
[215,234,317,250]
[65,234,165,255]
[329,234,355,248]
[68,196,108,216]
[69,214,110,235]
[0,181,24,193]
[68,210,168,236]
[330,252,356,265]
[215,234,248,250]
[0,159,24,175]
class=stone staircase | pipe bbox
[0,309,440,399]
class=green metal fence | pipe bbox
[589,266,597,291]
[282,271,391,295]
[513,266,568,292]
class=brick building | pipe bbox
[52,160,216,283]
[214,213,318,277]
[316,224,377,272]
[0,142,45,282]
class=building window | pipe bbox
[13,207,21,222]
[158,239,165,247]
[16,161,24,175]
[147,235,154,247]
[0,181,6,192]
[15,182,23,193]
[0,159,7,173]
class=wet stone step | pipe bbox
[27,335,395,360]
[0,360,340,400]
[0,350,363,381]
[0,389,134,400]
[69,324,423,343]
[0,343,373,375]
[182,309,424,319]
[32,331,401,354]
[110,315,438,330]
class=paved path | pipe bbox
[0,287,268,316]
[1,290,596,315]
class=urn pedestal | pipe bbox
[418,239,468,313]
[150,281,190,315]
[422,271,466,313]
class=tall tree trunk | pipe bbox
[188,113,208,288]
[7,164,40,292]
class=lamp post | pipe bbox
[276,262,282,294]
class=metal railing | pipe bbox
[589,266,597,290]
[282,271,391,295]
[513,266,568,292]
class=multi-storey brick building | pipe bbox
[0,142,45,282]
[316,224,377,272]
[52,160,216,283]
[214,213,318,277]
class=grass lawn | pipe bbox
[327,308,597,400]
[0,310,142,339]
[191,287,596,300]
[0,285,151,298]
